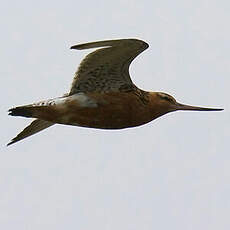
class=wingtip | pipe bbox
[7,140,15,146]
[70,39,149,51]
[7,136,18,146]
[7,119,55,146]
[70,45,81,50]
[70,44,88,50]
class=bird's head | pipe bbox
[154,92,223,115]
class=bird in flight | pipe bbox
[8,39,223,145]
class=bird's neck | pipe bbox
[148,92,171,120]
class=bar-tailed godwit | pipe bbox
[8,39,223,145]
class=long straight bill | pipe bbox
[176,103,223,111]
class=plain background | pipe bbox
[1,1,229,229]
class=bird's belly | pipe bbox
[63,104,139,129]
[55,92,152,129]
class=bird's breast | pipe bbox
[50,91,154,129]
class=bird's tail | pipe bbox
[7,119,54,146]
[8,105,37,118]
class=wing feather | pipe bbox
[69,39,149,94]
[7,119,54,146]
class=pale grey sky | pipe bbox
[1,0,229,229]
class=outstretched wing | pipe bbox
[69,39,149,94]
[7,119,54,146]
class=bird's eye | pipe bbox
[163,96,173,102]
[158,93,175,103]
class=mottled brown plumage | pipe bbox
[8,39,223,145]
